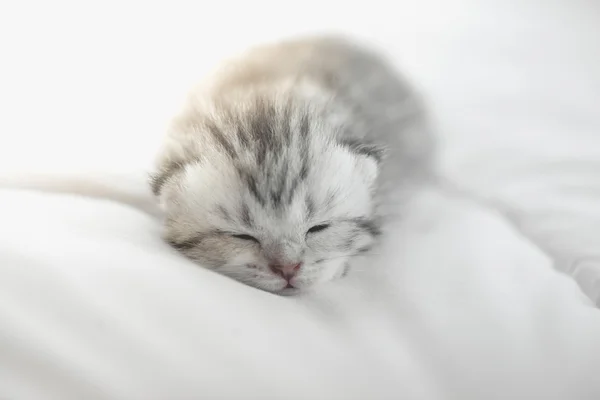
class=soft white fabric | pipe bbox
[1,0,600,399]
[1,187,599,400]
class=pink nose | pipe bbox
[269,263,302,280]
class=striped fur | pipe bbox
[150,36,434,294]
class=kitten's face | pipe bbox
[157,141,380,295]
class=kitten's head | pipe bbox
[152,103,382,294]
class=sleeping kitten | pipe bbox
[150,36,435,294]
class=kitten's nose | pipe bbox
[269,263,302,280]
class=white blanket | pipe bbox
[1,187,598,400]
[1,0,600,399]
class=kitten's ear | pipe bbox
[339,139,385,185]
[149,133,198,201]
[339,138,385,164]
[149,160,187,197]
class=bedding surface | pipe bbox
[1,187,599,400]
[1,0,600,398]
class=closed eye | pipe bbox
[232,234,260,243]
[307,224,330,234]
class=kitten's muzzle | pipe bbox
[269,262,302,281]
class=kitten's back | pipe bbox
[212,35,435,167]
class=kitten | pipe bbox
[150,36,435,294]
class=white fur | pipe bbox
[161,134,378,294]
[152,37,404,294]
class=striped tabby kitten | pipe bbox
[151,36,434,294]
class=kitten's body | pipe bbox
[151,36,435,294]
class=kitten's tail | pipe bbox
[0,170,162,218]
